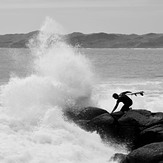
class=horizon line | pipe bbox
[0,30,163,36]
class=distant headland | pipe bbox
[0,31,163,48]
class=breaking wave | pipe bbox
[0,17,126,163]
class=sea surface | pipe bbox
[82,48,163,112]
[1,48,163,112]
[0,24,163,162]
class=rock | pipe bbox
[65,107,163,154]
[123,142,163,163]
[65,106,108,121]
[118,110,163,130]
[74,120,91,131]
[88,113,117,139]
[89,113,114,126]
[116,110,163,149]
[136,124,163,148]
[110,153,127,163]
[76,107,108,120]
[118,110,151,127]
[111,111,124,119]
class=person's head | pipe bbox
[112,93,119,99]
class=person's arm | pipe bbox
[111,101,119,113]
[120,91,132,95]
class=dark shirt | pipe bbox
[117,95,133,106]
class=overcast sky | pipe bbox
[0,0,163,34]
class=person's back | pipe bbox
[118,94,132,106]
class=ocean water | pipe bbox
[0,18,163,163]
[81,48,163,112]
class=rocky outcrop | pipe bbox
[65,107,163,163]
[124,142,163,163]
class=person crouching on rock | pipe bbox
[111,91,133,114]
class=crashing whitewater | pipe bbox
[0,18,126,163]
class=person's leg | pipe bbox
[120,105,130,112]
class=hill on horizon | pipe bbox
[0,31,163,48]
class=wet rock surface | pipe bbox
[65,107,163,163]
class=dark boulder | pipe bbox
[110,153,127,163]
[111,111,124,119]
[136,124,163,148]
[118,110,163,129]
[118,110,152,128]
[75,107,109,120]
[89,112,114,127]
[88,113,117,140]
[117,110,163,148]
[65,107,163,153]
[65,106,108,122]
[122,142,163,163]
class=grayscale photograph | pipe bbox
[0,0,163,162]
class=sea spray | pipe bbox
[1,17,95,120]
[0,18,127,162]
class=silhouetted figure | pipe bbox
[111,91,144,114]
[111,91,133,113]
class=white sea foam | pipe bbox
[0,18,126,163]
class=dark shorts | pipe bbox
[120,104,132,112]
